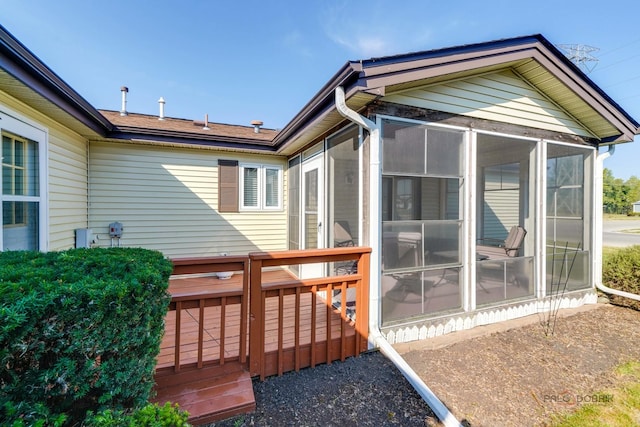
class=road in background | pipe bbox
[603,219,640,247]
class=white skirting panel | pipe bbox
[382,290,598,344]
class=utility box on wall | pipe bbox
[75,228,94,249]
[109,222,123,238]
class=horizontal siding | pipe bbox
[89,142,287,258]
[48,130,89,250]
[383,69,593,137]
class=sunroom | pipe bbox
[277,34,638,341]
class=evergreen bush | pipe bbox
[0,248,173,426]
[602,245,640,311]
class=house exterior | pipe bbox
[1,25,638,342]
[633,201,640,213]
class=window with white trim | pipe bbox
[1,128,41,251]
[239,164,282,210]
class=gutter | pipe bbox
[335,86,462,427]
[595,144,640,302]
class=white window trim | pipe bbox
[0,106,49,251]
[239,163,283,211]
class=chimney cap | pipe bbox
[158,97,165,103]
[120,86,129,92]
[250,120,263,126]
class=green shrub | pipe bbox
[84,402,189,427]
[0,248,173,426]
[602,245,640,311]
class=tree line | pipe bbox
[603,168,640,214]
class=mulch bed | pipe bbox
[400,303,640,426]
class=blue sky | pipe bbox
[2,0,640,179]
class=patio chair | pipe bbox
[477,225,527,260]
[334,221,357,274]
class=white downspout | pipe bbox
[335,86,462,427]
[594,144,640,301]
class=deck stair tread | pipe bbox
[153,362,255,426]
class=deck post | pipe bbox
[248,255,264,377]
[357,250,371,352]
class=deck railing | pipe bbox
[162,256,250,373]
[248,247,371,380]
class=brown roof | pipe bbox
[100,110,277,143]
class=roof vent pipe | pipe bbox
[120,86,128,116]
[158,97,165,120]
[203,114,210,130]
[251,120,263,133]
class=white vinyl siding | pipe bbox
[89,142,287,258]
[384,69,594,137]
[48,129,88,250]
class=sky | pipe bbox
[2,0,640,179]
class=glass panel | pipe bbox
[14,139,24,167]
[3,201,12,225]
[304,168,318,249]
[2,166,11,195]
[395,178,417,220]
[243,167,258,207]
[382,267,462,324]
[2,136,12,165]
[476,257,534,306]
[424,221,461,266]
[426,128,463,176]
[327,126,360,248]
[265,168,279,207]
[3,201,38,250]
[555,187,582,217]
[382,121,425,174]
[445,179,460,220]
[546,250,590,293]
[26,139,39,196]
[14,169,24,195]
[382,177,392,221]
[476,134,535,255]
[288,157,300,252]
[382,222,423,270]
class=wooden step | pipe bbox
[152,362,255,426]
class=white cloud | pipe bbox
[320,1,435,58]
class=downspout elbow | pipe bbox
[335,86,375,131]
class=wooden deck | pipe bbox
[153,268,358,425]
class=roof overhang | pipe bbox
[275,34,640,156]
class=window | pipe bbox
[546,143,593,292]
[380,119,464,322]
[1,128,41,251]
[239,164,282,210]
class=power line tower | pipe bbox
[557,44,599,74]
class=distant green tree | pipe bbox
[603,168,632,214]
[626,175,640,206]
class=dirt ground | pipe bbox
[396,303,640,426]
[211,302,640,427]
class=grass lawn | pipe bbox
[551,361,640,426]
